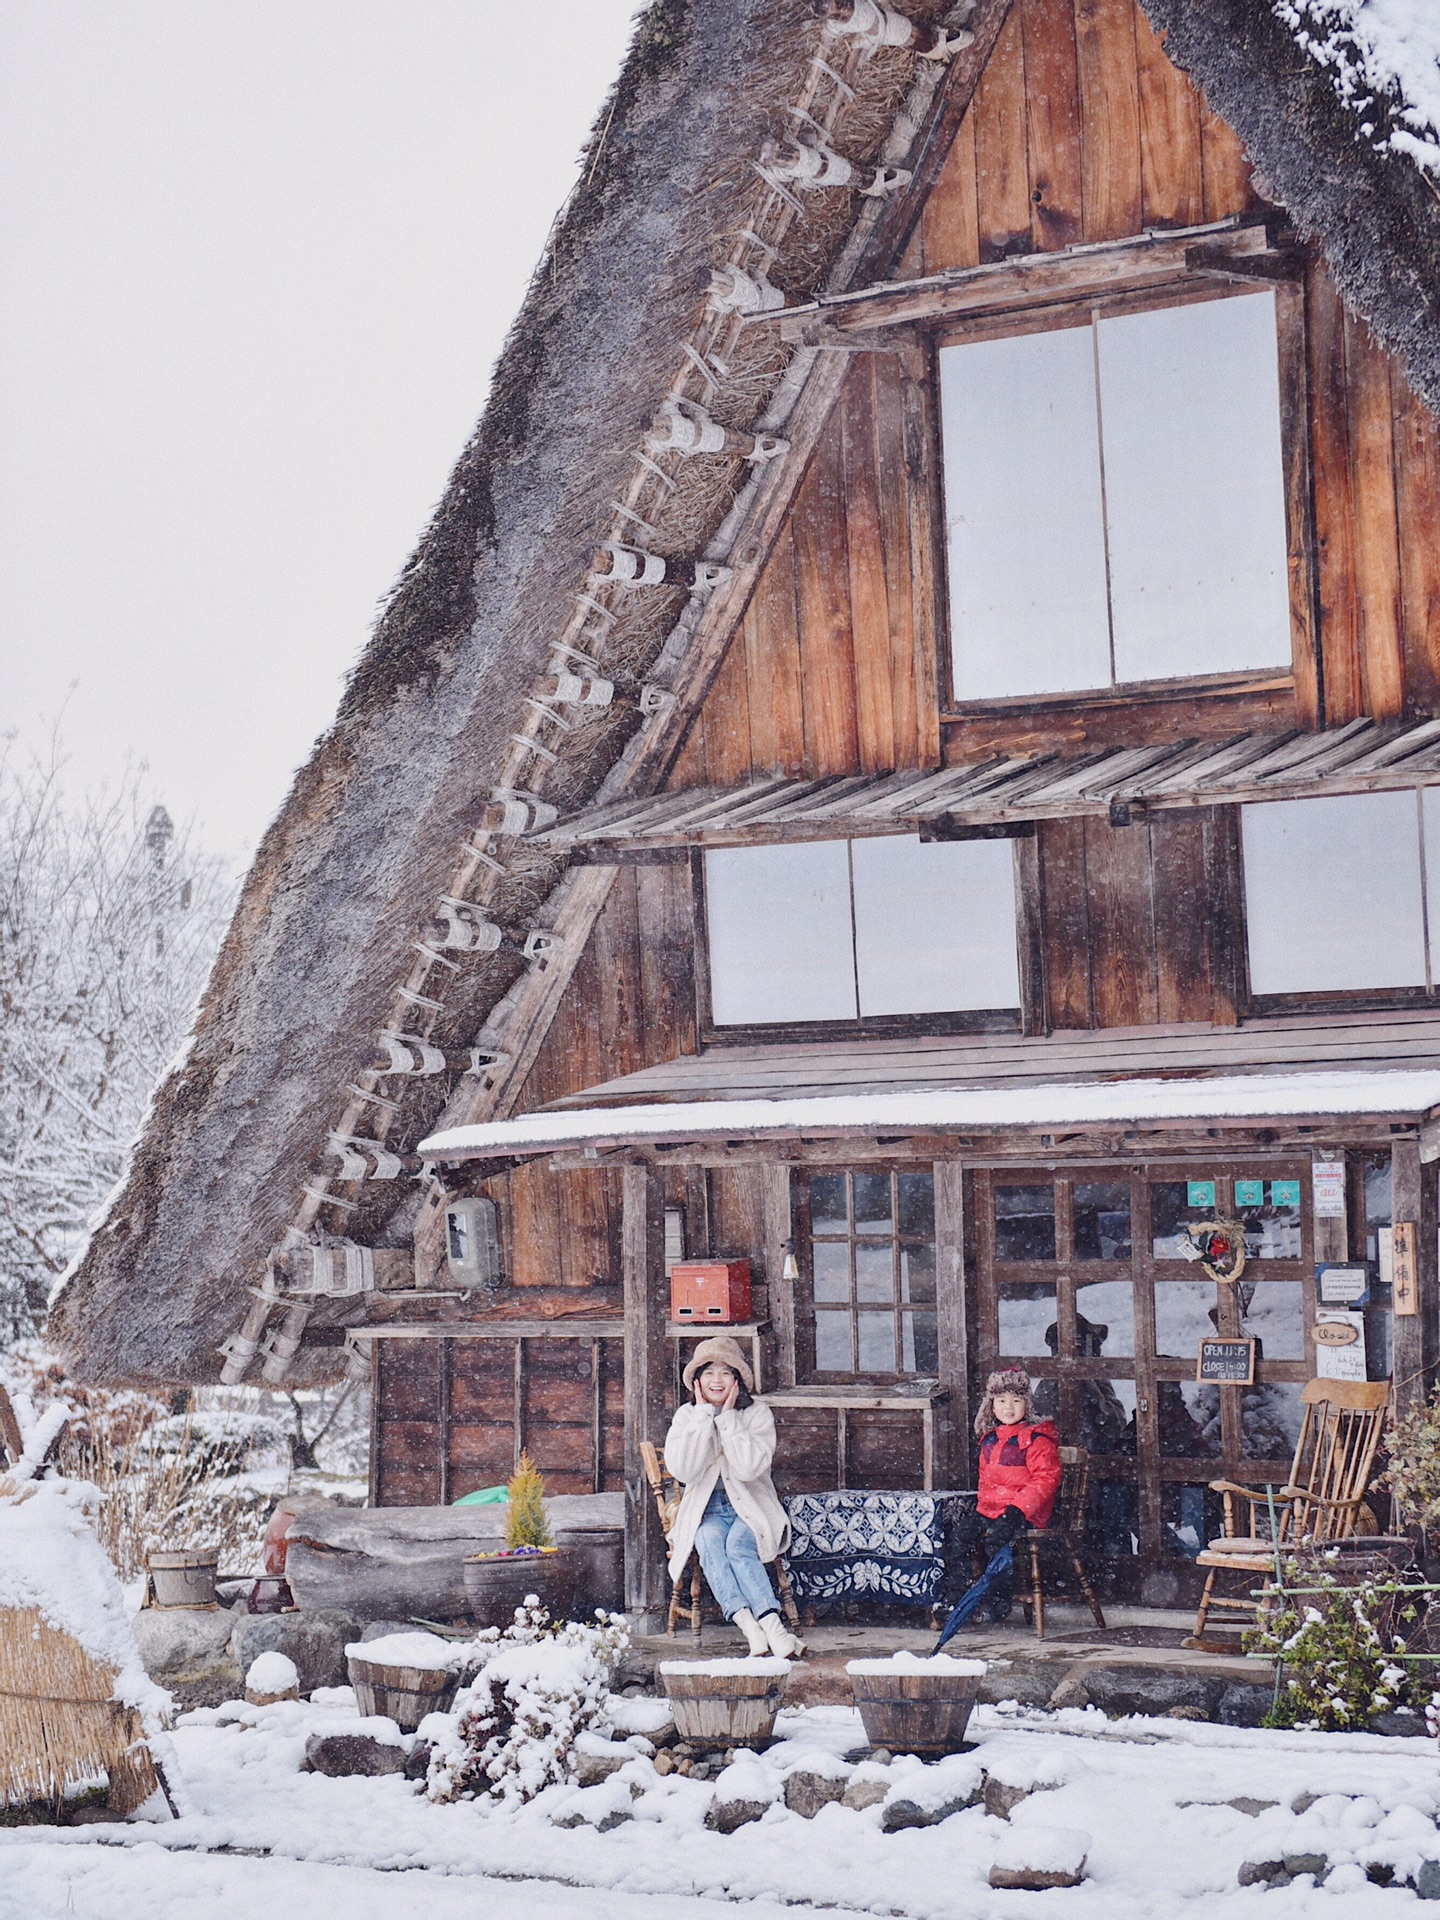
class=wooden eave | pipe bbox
[536,718,1440,854]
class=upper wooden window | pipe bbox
[703,834,1020,1026]
[939,290,1292,703]
[1242,791,1440,997]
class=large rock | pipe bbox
[784,1769,848,1818]
[131,1603,242,1700]
[284,1494,624,1622]
[706,1796,771,1833]
[1076,1666,1221,1721]
[1217,1682,1271,1728]
[304,1733,406,1778]
[230,1609,365,1696]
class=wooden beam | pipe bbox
[934,1160,970,1488]
[1391,1137,1426,1420]
[622,1163,669,1618]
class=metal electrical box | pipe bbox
[444,1197,502,1288]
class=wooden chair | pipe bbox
[640,1439,800,1643]
[1186,1378,1388,1650]
[1017,1445,1107,1640]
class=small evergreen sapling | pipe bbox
[505,1452,553,1556]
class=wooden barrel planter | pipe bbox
[846,1656,986,1755]
[147,1549,219,1609]
[462,1547,574,1629]
[345,1635,461,1733]
[659,1659,789,1747]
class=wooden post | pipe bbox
[439,1338,452,1506]
[934,1161,969,1488]
[1391,1138,1428,1420]
[623,1162,669,1619]
[762,1164,797,1388]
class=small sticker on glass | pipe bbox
[1187,1180,1216,1210]
[1234,1179,1264,1209]
[1270,1179,1301,1209]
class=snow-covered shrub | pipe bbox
[1249,1563,1430,1730]
[1383,1383,1440,1534]
[427,1604,629,1808]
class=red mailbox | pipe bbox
[670,1259,751,1323]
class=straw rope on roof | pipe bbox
[53,0,1440,1386]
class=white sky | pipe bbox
[0,0,640,863]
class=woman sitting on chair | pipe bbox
[664,1335,803,1659]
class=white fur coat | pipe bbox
[662,1397,790,1582]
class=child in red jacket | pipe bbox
[935,1369,1062,1645]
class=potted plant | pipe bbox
[462,1454,575,1627]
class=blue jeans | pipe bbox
[694,1484,780,1620]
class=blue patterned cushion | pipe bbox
[783,1491,971,1606]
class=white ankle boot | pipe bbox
[732,1607,770,1656]
[760,1610,805,1660]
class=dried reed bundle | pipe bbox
[0,1607,157,1816]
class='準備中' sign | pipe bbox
[1196,1338,1256,1385]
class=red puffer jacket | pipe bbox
[977,1420,1062,1527]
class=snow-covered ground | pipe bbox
[3,1686,1437,1920]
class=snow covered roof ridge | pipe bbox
[1140,0,1440,414]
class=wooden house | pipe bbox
[56,0,1440,1610]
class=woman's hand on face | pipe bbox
[721,1372,740,1412]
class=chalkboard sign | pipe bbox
[1196,1338,1256,1385]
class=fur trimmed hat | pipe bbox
[682,1335,755,1393]
[974,1367,1033,1437]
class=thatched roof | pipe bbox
[54,0,1440,1386]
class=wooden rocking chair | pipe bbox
[1018,1444,1108,1640]
[640,1439,800,1644]
[1186,1378,1388,1651]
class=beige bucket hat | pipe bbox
[681,1334,755,1393]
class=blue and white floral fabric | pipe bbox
[782,1490,972,1606]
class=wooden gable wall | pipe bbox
[667,0,1440,784]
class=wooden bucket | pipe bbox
[462,1547,574,1629]
[847,1661,984,1755]
[147,1548,219,1609]
[346,1653,458,1733]
[660,1662,788,1747]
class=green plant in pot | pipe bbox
[462,1454,573,1628]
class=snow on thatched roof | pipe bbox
[55,0,1440,1387]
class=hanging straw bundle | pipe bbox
[0,1604,159,1816]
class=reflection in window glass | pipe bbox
[901,1244,936,1307]
[1089,1467,1139,1558]
[901,1310,939,1374]
[1159,1382,1223,1458]
[855,1242,893,1303]
[1242,792,1427,995]
[858,1312,894,1372]
[854,1172,892,1229]
[995,1184,1055,1261]
[815,1311,853,1372]
[1073,1182,1131,1260]
[1240,1207,1302,1260]
[810,1173,848,1236]
[1242,1383,1305,1459]
[1154,1280,1218,1358]
[998,1282,1057,1356]
[850,835,1021,1015]
[1162,1484,1213,1559]
[1239,1281,1305,1361]
[812,1241,850,1304]
[705,842,857,1024]
[1075,1280,1134,1357]
[1077,1379,1136,1456]
[898,1171,936,1238]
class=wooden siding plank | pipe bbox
[665,717,708,791]
[1150,813,1212,1023]
[1021,0,1084,252]
[972,4,1032,263]
[635,859,698,1068]
[1199,100,1255,222]
[1308,270,1362,723]
[1085,814,1158,1027]
[1394,375,1440,716]
[1275,280,1322,729]
[1345,310,1405,719]
[919,101,980,274]
[1075,0,1142,243]
[742,527,806,776]
[1038,817,1094,1029]
[871,351,922,769]
[791,416,861,776]
[1133,5,1204,229]
[842,358,899,773]
[900,344,945,769]
[700,633,754,786]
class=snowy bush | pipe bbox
[1383,1383,1440,1534]
[427,1603,629,1808]
[1248,1562,1431,1730]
